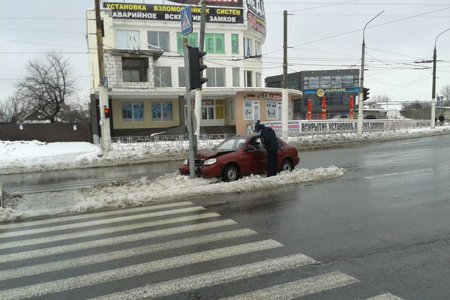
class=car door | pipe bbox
[239,137,267,175]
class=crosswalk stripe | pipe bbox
[0,201,193,230]
[365,293,404,300]
[0,228,257,281]
[0,212,219,250]
[91,253,318,300]
[221,271,359,300]
[0,219,237,263]
[0,240,283,300]
[0,206,205,238]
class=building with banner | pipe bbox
[266,69,360,119]
[87,0,301,139]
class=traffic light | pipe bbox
[363,87,370,100]
[188,46,208,90]
[104,106,111,118]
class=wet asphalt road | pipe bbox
[1,135,449,299]
[191,134,450,299]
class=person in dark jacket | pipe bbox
[254,120,280,177]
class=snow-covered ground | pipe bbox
[1,126,449,223]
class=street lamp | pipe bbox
[358,10,384,134]
[431,28,450,129]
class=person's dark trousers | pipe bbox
[267,150,278,177]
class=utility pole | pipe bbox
[431,28,450,129]
[281,10,289,139]
[358,10,383,134]
[95,0,111,151]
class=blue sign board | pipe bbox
[181,6,193,35]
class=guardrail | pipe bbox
[111,119,431,149]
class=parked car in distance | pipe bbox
[332,113,349,119]
[179,135,300,182]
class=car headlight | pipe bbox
[183,159,188,165]
[203,158,217,166]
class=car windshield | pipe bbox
[215,137,247,151]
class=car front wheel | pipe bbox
[280,159,294,172]
[222,164,239,182]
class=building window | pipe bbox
[148,31,170,51]
[255,72,261,87]
[177,32,198,54]
[202,100,215,120]
[255,41,261,56]
[320,76,331,88]
[244,100,260,121]
[122,58,148,82]
[204,33,225,54]
[152,102,173,121]
[309,76,320,89]
[231,34,239,54]
[154,67,172,87]
[206,68,226,87]
[122,102,144,121]
[232,67,240,87]
[116,30,140,49]
[244,38,253,57]
[343,75,356,88]
[245,70,252,87]
[267,101,278,120]
[178,67,186,87]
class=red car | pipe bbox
[179,135,300,182]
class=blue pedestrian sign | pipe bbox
[181,6,193,35]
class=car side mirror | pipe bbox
[246,145,256,152]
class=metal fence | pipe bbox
[111,119,431,149]
[263,119,431,136]
[111,133,233,150]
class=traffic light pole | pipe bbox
[184,38,196,179]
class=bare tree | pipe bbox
[16,52,76,123]
[440,85,450,106]
[0,94,29,123]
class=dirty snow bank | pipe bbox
[1,166,344,222]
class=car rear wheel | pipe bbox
[222,164,239,182]
[281,159,294,172]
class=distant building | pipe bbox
[266,69,360,119]
[86,1,301,138]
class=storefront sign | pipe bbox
[168,0,243,7]
[104,2,244,24]
[304,87,359,95]
[246,0,265,35]
[247,11,266,36]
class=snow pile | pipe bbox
[1,166,344,222]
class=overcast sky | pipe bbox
[0,0,449,104]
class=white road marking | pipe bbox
[0,206,205,238]
[91,253,318,300]
[365,293,404,300]
[0,228,257,280]
[0,201,193,230]
[0,240,283,300]
[0,219,236,263]
[221,271,358,300]
[0,212,219,250]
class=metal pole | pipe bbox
[95,0,111,151]
[193,0,207,153]
[281,10,289,138]
[184,38,196,178]
[357,10,383,134]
